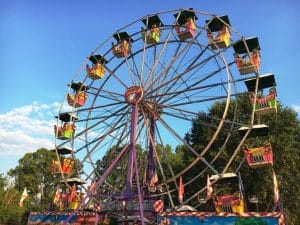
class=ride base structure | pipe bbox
[27,211,286,225]
[28,8,286,225]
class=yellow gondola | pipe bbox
[86,55,108,80]
[206,15,231,49]
[210,173,245,213]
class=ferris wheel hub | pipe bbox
[124,86,144,104]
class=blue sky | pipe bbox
[0,0,299,175]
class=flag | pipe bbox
[206,175,213,200]
[68,184,76,203]
[35,193,42,205]
[178,176,184,203]
[150,172,158,188]
[53,187,60,204]
[19,187,28,207]
[36,184,44,205]
[273,170,279,204]
[121,200,126,210]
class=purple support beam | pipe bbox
[63,144,129,225]
[132,131,145,225]
[95,212,99,225]
[125,104,137,193]
[128,103,145,225]
[147,119,156,182]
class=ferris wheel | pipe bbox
[51,8,278,225]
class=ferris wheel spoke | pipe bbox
[161,105,218,123]
[144,79,230,102]
[106,66,129,89]
[78,111,128,123]
[159,62,229,105]
[93,93,124,104]
[144,48,221,99]
[163,87,217,106]
[169,95,227,107]
[68,101,126,125]
[81,119,130,168]
[68,104,130,146]
[73,101,126,115]
[144,40,196,93]
[152,42,184,86]
[163,110,229,132]
[130,53,144,85]
[154,69,233,106]
[153,41,185,89]
[143,29,179,89]
[163,110,233,133]
[156,116,219,175]
[155,43,208,92]
[144,30,195,89]
[124,57,138,86]
[149,67,251,102]
[88,86,125,103]
[78,122,127,153]
[88,110,130,142]
[142,98,234,131]
[167,132,232,202]
[161,110,195,122]
[76,110,130,154]
[138,32,148,85]
[156,60,195,104]
[140,108,175,207]
[146,30,205,94]
[75,104,129,123]
[161,36,207,88]
[157,58,215,104]
[155,122,179,186]
[81,118,132,177]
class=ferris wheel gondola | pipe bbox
[206,15,231,49]
[174,9,198,40]
[209,173,245,213]
[233,37,261,75]
[141,15,163,44]
[245,73,277,116]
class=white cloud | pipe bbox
[0,128,54,155]
[0,102,59,156]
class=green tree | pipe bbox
[183,96,300,224]
[95,144,146,193]
[8,148,60,211]
[0,174,24,225]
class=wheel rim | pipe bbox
[54,8,255,218]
